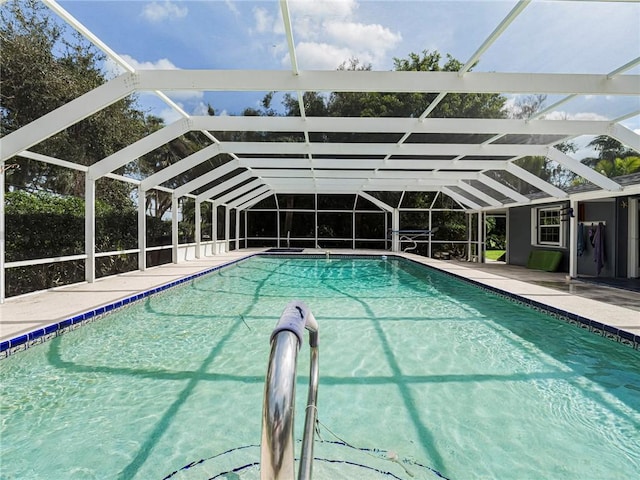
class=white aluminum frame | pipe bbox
[0,0,639,301]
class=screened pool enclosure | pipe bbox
[1,0,639,302]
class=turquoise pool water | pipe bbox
[1,256,639,479]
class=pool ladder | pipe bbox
[261,301,319,480]
[400,235,418,252]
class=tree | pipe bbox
[570,136,638,186]
[322,52,507,121]
[595,156,640,178]
[280,51,509,239]
[500,95,579,191]
[1,0,148,209]
[588,136,634,164]
[282,91,328,117]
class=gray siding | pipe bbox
[507,206,533,267]
[508,204,569,272]
[507,198,632,278]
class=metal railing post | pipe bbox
[261,301,319,480]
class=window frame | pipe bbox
[531,205,565,248]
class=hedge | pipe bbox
[4,191,175,297]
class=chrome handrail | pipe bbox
[261,301,319,480]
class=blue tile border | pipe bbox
[399,255,640,350]
[1,252,637,358]
[0,254,257,358]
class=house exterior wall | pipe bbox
[507,206,535,267]
[508,204,570,272]
[508,197,633,278]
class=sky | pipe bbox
[49,0,640,157]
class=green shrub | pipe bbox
[4,191,172,296]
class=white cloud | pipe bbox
[252,7,283,35]
[103,57,127,78]
[252,0,400,70]
[293,42,368,70]
[253,7,272,34]
[158,106,183,125]
[141,1,188,23]
[289,0,358,19]
[325,21,401,50]
[123,55,179,70]
[103,54,203,123]
[225,0,240,16]
[167,90,204,101]
[191,101,211,116]
[158,100,212,124]
[154,100,208,124]
[543,111,609,121]
[324,20,401,65]
[103,54,178,77]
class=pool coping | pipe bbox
[0,254,257,357]
[399,256,640,349]
[1,251,638,357]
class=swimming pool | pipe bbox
[1,255,639,479]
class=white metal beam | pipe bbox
[85,178,96,282]
[251,169,481,181]
[140,144,225,190]
[135,69,640,95]
[236,158,507,170]
[192,170,254,202]
[607,56,640,79]
[190,115,613,136]
[456,181,503,207]
[18,151,88,172]
[226,184,271,208]
[363,178,460,188]
[506,163,567,198]
[608,123,640,153]
[18,151,141,186]
[219,141,545,157]
[234,189,274,211]
[477,173,530,203]
[442,187,482,210]
[280,0,299,75]
[530,95,578,120]
[0,73,135,161]
[89,118,192,180]
[358,192,394,212]
[546,147,622,191]
[264,178,316,190]
[460,0,531,75]
[254,169,369,179]
[214,179,265,205]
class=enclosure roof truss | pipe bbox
[1,0,639,212]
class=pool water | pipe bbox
[1,256,639,479]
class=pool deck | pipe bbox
[1,249,639,350]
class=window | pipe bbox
[531,206,565,247]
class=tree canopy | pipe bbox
[1,0,217,213]
[1,0,154,208]
[3,0,636,207]
[281,52,506,121]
